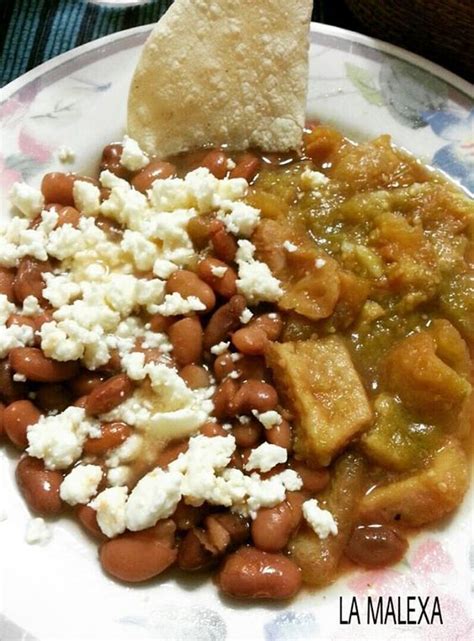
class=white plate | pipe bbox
[0,23,473,641]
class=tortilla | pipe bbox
[127,0,312,157]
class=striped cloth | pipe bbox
[0,0,362,87]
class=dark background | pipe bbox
[0,0,471,87]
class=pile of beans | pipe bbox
[0,141,409,600]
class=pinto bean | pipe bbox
[171,501,204,531]
[41,172,76,206]
[70,371,107,397]
[210,222,238,263]
[211,513,250,545]
[36,384,72,413]
[345,525,408,568]
[95,215,123,241]
[196,257,237,298]
[187,216,213,250]
[100,188,111,202]
[100,524,177,582]
[213,352,239,381]
[73,395,88,409]
[266,419,292,450]
[168,316,203,366]
[204,294,246,349]
[232,419,262,448]
[6,314,36,333]
[100,143,130,180]
[41,173,98,206]
[9,347,79,382]
[165,270,215,311]
[0,267,15,302]
[99,349,122,374]
[237,355,271,382]
[204,515,232,552]
[131,160,176,193]
[16,456,63,515]
[83,422,132,456]
[156,440,188,468]
[200,421,228,437]
[231,381,278,415]
[230,153,261,182]
[3,400,42,449]
[289,460,330,493]
[200,149,228,179]
[0,402,5,438]
[149,314,173,333]
[0,359,27,402]
[85,374,133,416]
[251,313,283,341]
[57,206,81,227]
[33,309,54,333]
[285,491,306,530]
[180,364,210,389]
[75,504,107,540]
[231,326,268,356]
[178,528,215,571]
[13,258,52,303]
[251,501,295,552]
[212,378,238,419]
[218,547,302,599]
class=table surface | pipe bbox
[0,0,385,87]
[0,0,471,88]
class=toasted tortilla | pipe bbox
[127,0,312,157]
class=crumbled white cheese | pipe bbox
[13,373,26,382]
[302,498,338,539]
[252,410,283,429]
[236,240,283,304]
[105,434,143,469]
[43,273,82,308]
[21,295,42,317]
[226,158,236,170]
[0,323,35,358]
[210,341,230,355]
[121,351,147,380]
[244,443,287,473]
[9,182,45,218]
[27,407,98,470]
[152,293,206,316]
[315,258,326,269]
[60,464,103,505]
[90,486,128,538]
[300,168,329,191]
[125,468,183,531]
[0,294,16,325]
[283,240,298,252]
[153,258,179,279]
[73,180,101,215]
[217,201,260,237]
[242,469,302,518]
[239,308,253,324]
[120,135,149,171]
[210,264,228,278]
[107,466,130,487]
[25,517,51,545]
[57,145,75,163]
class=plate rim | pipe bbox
[0,22,472,104]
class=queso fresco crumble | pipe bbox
[1,126,473,600]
